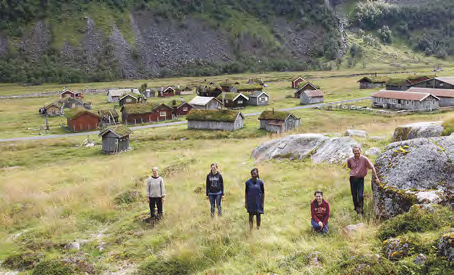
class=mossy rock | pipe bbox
[442,117,454,136]
[392,122,443,142]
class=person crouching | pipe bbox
[310,190,330,234]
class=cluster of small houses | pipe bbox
[358,75,454,111]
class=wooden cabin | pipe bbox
[247,78,266,87]
[386,75,436,91]
[248,91,270,106]
[65,108,100,132]
[371,90,440,111]
[187,109,245,131]
[159,87,176,97]
[61,90,83,99]
[168,99,193,116]
[119,93,144,107]
[188,96,223,110]
[294,82,318,98]
[358,76,388,89]
[98,109,119,126]
[300,90,324,105]
[229,84,263,93]
[410,77,454,89]
[142,88,156,98]
[196,83,223,97]
[121,103,173,124]
[42,102,62,116]
[107,88,140,102]
[217,93,249,109]
[406,87,454,107]
[258,110,300,134]
[291,76,305,89]
[219,79,240,92]
[99,125,132,154]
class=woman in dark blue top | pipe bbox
[245,168,265,230]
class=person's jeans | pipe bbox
[209,194,222,216]
[149,197,163,219]
[350,177,365,212]
[311,218,329,234]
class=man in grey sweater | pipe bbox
[146,167,166,220]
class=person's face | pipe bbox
[315,193,323,203]
[211,165,217,173]
[251,170,258,179]
[152,169,158,177]
[353,148,361,159]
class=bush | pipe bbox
[441,117,454,136]
[2,252,40,270]
[32,261,76,275]
[378,205,452,241]
[114,190,142,205]
[137,258,192,275]
[327,255,396,275]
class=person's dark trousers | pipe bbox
[311,218,329,234]
[350,176,365,213]
[149,197,163,219]
[209,194,222,216]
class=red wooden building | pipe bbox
[65,108,100,132]
[159,87,176,97]
[121,103,173,124]
[291,76,305,89]
[168,99,193,116]
[61,90,83,99]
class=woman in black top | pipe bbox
[206,163,224,217]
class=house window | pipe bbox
[160,111,166,117]
[183,107,188,111]
[237,100,243,104]
[126,98,132,103]
[397,99,402,104]
[439,83,444,87]
[260,97,268,102]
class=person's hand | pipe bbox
[147,197,150,203]
[318,221,323,228]
[375,178,380,184]
[161,197,165,203]
[206,196,209,199]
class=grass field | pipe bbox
[0,67,453,274]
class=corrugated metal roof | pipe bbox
[435,77,454,85]
[304,90,324,97]
[188,96,221,106]
[407,87,454,98]
[372,90,439,101]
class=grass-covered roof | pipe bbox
[386,78,408,86]
[99,124,132,138]
[168,99,186,107]
[297,81,319,89]
[258,110,291,120]
[407,75,436,81]
[65,108,99,119]
[232,84,263,91]
[98,109,119,118]
[122,103,158,114]
[187,109,242,122]
[359,76,389,83]
[216,93,248,101]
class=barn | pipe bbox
[168,99,193,116]
[410,77,454,89]
[217,93,249,109]
[65,108,100,132]
[406,87,454,107]
[294,82,318,98]
[99,125,133,154]
[187,109,245,131]
[371,90,440,111]
[258,110,300,133]
[300,90,324,105]
[121,103,173,124]
[358,76,388,89]
[291,76,305,89]
[188,96,223,110]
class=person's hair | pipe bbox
[352,146,362,152]
[251,168,260,178]
[152,167,158,172]
[314,190,323,196]
[211,163,218,169]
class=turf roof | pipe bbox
[232,84,263,90]
[186,109,242,122]
[65,108,99,119]
[99,124,132,138]
[258,110,292,120]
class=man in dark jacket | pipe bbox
[206,163,224,217]
[310,190,330,234]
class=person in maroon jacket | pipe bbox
[310,190,330,234]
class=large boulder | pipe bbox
[251,134,359,164]
[345,129,368,138]
[373,136,453,219]
[392,121,443,142]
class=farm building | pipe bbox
[258,110,300,133]
[407,87,454,107]
[159,87,176,97]
[121,103,173,124]
[294,82,318,98]
[219,79,240,92]
[188,96,223,110]
[98,109,119,126]
[187,109,245,131]
[410,77,454,89]
[142,88,156,98]
[196,82,223,97]
[387,75,437,90]
[107,88,140,102]
[168,99,193,116]
[61,89,83,99]
[371,90,439,111]
[99,125,133,154]
[248,91,270,106]
[229,84,263,93]
[119,93,145,106]
[175,85,193,95]
[65,108,100,132]
[291,76,305,89]
[300,90,324,105]
[41,102,63,116]
[247,78,266,87]
[41,97,92,116]
[358,76,388,89]
[216,93,249,109]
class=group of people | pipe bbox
[146,146,380,233]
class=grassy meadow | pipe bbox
[0,67,453,274]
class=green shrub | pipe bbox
[442,117,454,136]
[137,258,192,275]
[378,206,452,241]
[2,252,39,270]
[114,190,142,205]
[32,261,76,275]
[327,255,396,275]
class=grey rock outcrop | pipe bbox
[345,129,368,138]
[343,223,365,236]
[438,230,453,262]
[392,121,443,142]
[373,136,453,219]
[251,134,359,164]
[365,147,381,157]
[414,254,427,265]
[383,238,413,260]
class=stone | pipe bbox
[414,254,427,265]
[251,134,359,164]
[382,238,413,260]
[307,252,321,268]
[373,136,453,219]
[345,129,368,138]
[365,147,381,157]
[343,223,365,236]
[392,121,443,142]
[369,136,387,141]
[64,242,80,250]
[437,230,454,262]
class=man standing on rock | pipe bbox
[347,146,380,214]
